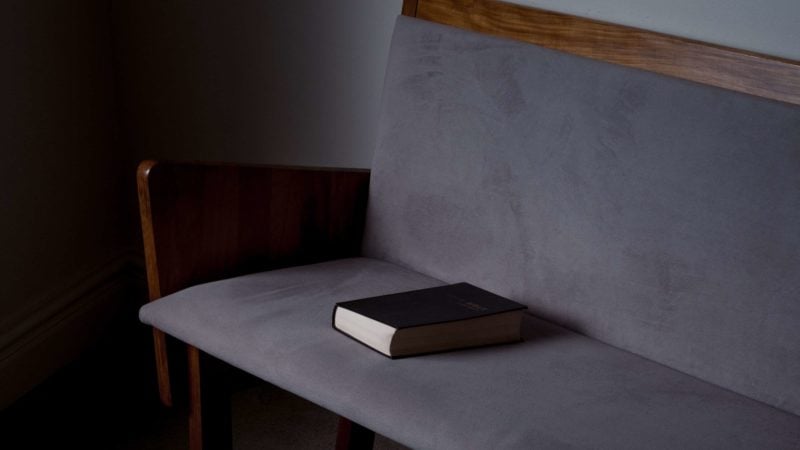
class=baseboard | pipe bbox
[0,253,146,410]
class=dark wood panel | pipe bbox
[138,160,370,299]
[413,0,800,105]
[402,0,419,17]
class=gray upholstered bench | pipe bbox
[138,1,800,449]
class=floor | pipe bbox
[0,302,408,450]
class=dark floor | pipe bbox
[0,302,408,449]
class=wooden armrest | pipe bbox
[137,160,370,405]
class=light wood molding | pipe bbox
[408,0,800,106]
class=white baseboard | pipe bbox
[0,253,145,409]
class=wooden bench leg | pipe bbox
[336,417,375,450]
[153,328,173,406]
[188,345,232,450]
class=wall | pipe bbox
[114,0,798,173]
[512,0,800,60]
[114,0,403,169]
[0,0,132,408]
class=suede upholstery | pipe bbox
[140,258,800,449]
[363,16,800,416]
[140,15,800,449]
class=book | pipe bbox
[332,283,527,358]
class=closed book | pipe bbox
[332,283,527,358]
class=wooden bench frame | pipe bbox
[138,1,800,449]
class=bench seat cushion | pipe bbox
[140,258,800,449]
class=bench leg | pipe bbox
[336,417,375,450]
[153,328,173,406]
[188,345,232,450]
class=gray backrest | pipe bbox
[362,16,800,415]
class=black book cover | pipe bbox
[334,282,526,329]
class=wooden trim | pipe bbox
[401,0,419,17]
[138,160,162,301]
[415,0,800,105]
[137,160,172,407]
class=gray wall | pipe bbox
[0,0,122,319]
[0,0,126,337]
[115,0,403,169]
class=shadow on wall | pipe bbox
[113,0,403,169]
[0,0,134,408]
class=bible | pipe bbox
[333,283,526,358]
